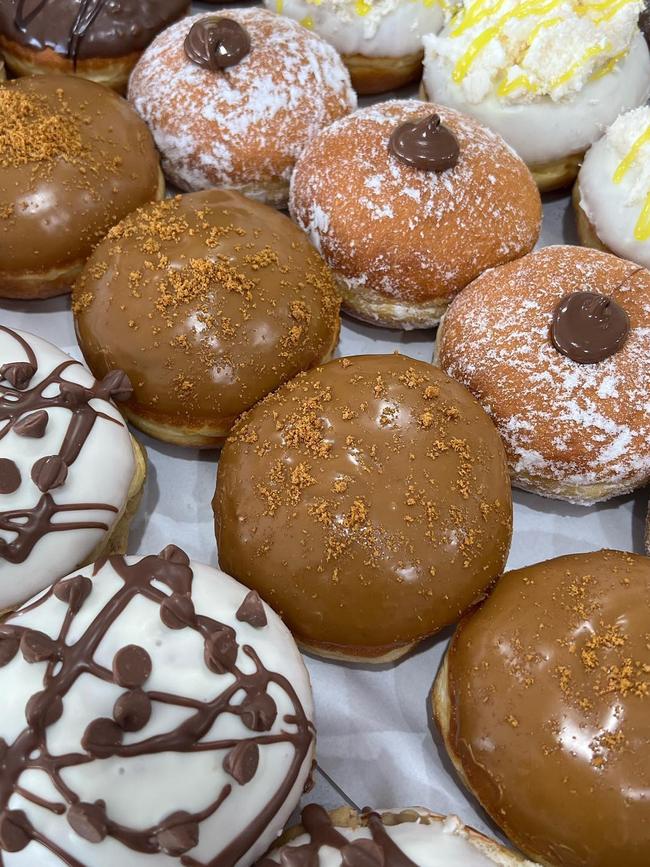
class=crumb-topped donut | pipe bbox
[433,550,650,867]
[0,327,145,613]
[289,99,541,330]
[437,246,650,504]
[128,9,356,209]
[422,0,650,191]
[0,545,315,865]
[214,354,512,664]
[0,75,163,300]
[576,105,650,268]
[0,0,190,92]
[72,190,340,449]
[265,0,445,94]
[261,804,534,865]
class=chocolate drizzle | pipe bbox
[184,16,251,71]
[551,291,630,364]
[15,0,108,66]
[389,114,460,173]
[0,327,132,565]
[0,546,314,865]
[258,806,419,867]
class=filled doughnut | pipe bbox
[214,354,512,664]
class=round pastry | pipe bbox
[0,0,189,92]
[433,550,650,867]
[72,190,341,449]
[0,544,315,865]
[575,105,650,268]
[264,0,445,94]
[0,326,146,613]
[128,9,356,209]
[436,245,650,505]
[0,75,163,300]
[261,804,534,865]
[422,0,650,191]
[214,354,513,664]
[289,99,541,330]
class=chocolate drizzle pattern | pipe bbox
[0,546,314,864]
[0,326,132,567]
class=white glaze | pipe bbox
[423,25,650,165]
[0,555,315,866]
[579,105,650,267]
[0,329,135,611]
[264,0,444,58]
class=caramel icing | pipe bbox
[215,354,512,653]
[72,190,340,439]
[0,75,160,292]
[445,550,650,867]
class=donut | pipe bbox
[264,0,445,94]
[422,0,650,192]
[575,105,650,268]
[0,327,146,613]
[214,354,512,664]
[261,804,533,865]
[72,190,341,449]
[127,9,356,209]
[433,550,650,867]
[436,245,650,505]
[289,99,541,330]
[0,0,189,92]
[0,545,315,865]
[0,75,163,300]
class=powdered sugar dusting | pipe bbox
[128,9,356,196]
[289,99,540,307]
[438,246,650,502]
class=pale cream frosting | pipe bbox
[579,105,650,267]
[265,0,445,57]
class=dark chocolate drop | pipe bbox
[159,544,191,565]
[113,689,152,732]
[157,812,200,856]
[240,691,277,732]
[160,594,195,630]
[204,626,238,674]
[81,718,123,758]
[112,645,152,689]
[19,630,59,664]
[31,455,68,493]
[184,16,251,71]
[0,633,19,668]
[13,410,48,438]
[223,741,259,785]
[54,574,93,613]
[0,810,31,852]
[67,802,107,844]
[236,590,268,628]
[389,113,460,172]
[551,291,630,364]
[0,362,35,390]
[25,691,63,728]
[0,459,20,495]
[99,370,133,402]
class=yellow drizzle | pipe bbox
[355,0,372,14]
[277,0,284,11]
[634,196,650,240]
[612,124,650,241]
[300,14,314,27]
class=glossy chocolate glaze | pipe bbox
[0,75,160,289]
[72,190,340,437]
[445,550,650,867]
[551,291,630,364]
[215,354,512,652]
[0,0,189,61]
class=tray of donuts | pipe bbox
[0,0,649,864]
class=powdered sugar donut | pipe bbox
[265,0,445,94]
[128,9,356,208]
[436,246,650,504]
[0,327,145,612]
[422,0,650,192]
[0,545,315,865]
[289,99,541,329]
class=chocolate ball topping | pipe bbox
[389,114,460,172]
[551,291,630,364]
[184,16,251,71]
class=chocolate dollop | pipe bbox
[551,291,630,364]
[389,114,460,172]
[184,16,251,71]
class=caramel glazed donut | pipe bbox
[72,190,341,448]
[128,9,356,209]
[436,245,650,505]
[434,550,650,867]
[0,0,190,92]
[289,99,541,329]
[262,804,535,865]
[215,354,513,664]
[0,74,163,300]
[0,546,315,865]
[0,327,146,614]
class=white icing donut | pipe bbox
[0,328,136,611]
[264,0,444,58]
[0,547,315,866]
[423,2,650,165]
[579,105,650,267]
